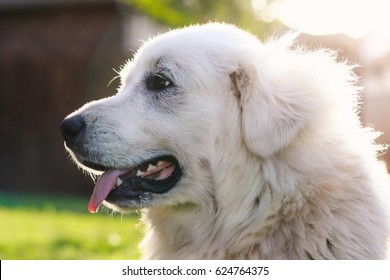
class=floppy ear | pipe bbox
[231,32,359,158]
[232,36,312,158]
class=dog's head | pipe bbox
[60,23,359,213]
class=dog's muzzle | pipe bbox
[60,115,183,213]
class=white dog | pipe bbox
[60,23,389,259]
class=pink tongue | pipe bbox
[88,169,125,213]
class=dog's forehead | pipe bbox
[120,23,263,83]
[135,23,259,66]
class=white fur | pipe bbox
[66,23,390,259]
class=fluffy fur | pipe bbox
[63,23,389,259]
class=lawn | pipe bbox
[0,193,143,259]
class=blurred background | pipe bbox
[1,0,389,259]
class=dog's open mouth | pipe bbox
[85,155,182,213]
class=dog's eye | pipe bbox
[146,73,173,91]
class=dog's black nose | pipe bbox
[59,115,85,149]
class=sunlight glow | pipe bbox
[254,0,390,39]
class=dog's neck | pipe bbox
[140,140,308,259]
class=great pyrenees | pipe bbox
[60,23,389,259]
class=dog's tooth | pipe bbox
[157,161,165,166]
[116,177,123,187]
[136,170,145,176]
[147,164,156,171]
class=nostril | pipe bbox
[59,115,85,148]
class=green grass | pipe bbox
[0,193,143,259]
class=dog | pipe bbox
[60,23,389,259]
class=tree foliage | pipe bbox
[125,0,279,37]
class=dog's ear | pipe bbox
[232,69,304,158]
[232,35,314,158]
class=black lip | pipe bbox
[84,155,183,205]
[105,160,182,204]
